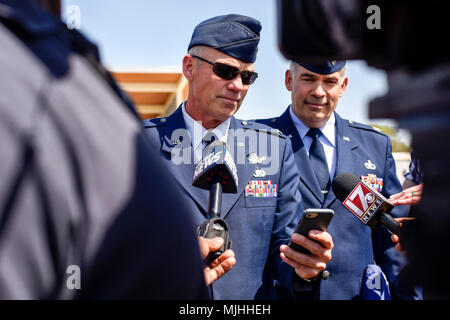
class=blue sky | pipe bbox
[61,0,392,126]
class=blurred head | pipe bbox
[183,14,261,129]
[286,61,348,128]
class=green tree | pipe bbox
[370,124,411,152]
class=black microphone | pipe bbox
[332,172,401,235]
[193,140,237,263]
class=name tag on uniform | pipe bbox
[245,180,277,198]
[361,174,383,192]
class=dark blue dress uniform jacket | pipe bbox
[143,106,304,299]
[257,107,420,300]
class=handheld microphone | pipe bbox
[332,172,401,235]
[193,140,237,263]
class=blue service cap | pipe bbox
[188,14,261,63]
[300,60,346,75]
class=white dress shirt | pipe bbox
[182,102,231,163]
[289,105,337,181]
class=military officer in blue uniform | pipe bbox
[256,60,420,299]
[0,0,214,299]
[143,15,334,300]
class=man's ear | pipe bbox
[339,76,348,97]
[182,55,194,81]
[285,69,293,92]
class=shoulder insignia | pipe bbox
[347,120,387,136]
[275,129,283,136]
[372,126,382,132]
[256,128,286,139]
[142,117,168,128]
[236,119,286,138]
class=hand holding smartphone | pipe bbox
[288,208,334,254]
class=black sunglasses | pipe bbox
[191,55,258,85]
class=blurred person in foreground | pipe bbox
[0,0,232,299]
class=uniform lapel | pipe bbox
[277,108,325,205]
[160,111,256,219]
[323,113,360,208]
[221,117,256,219]
[160,107,209,215]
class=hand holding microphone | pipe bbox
[332,172,402,235]
[389,217,416,256]
[193,140,237,264]
[198,237,236,285]
[332,172,425,258]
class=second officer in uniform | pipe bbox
[257,60,420,299]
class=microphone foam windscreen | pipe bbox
[332,172,360,202]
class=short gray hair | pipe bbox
[188,46,207,58]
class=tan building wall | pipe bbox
[110,68,188,119]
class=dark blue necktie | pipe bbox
[202,131,217,156]
[306,128,330,192]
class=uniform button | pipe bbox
[271,118,276,123]
[160,118,166,123]
[241,120,248,125]
[322,270,330,280]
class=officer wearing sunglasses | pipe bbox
[190,55,258,85]
[143,14,334,300]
